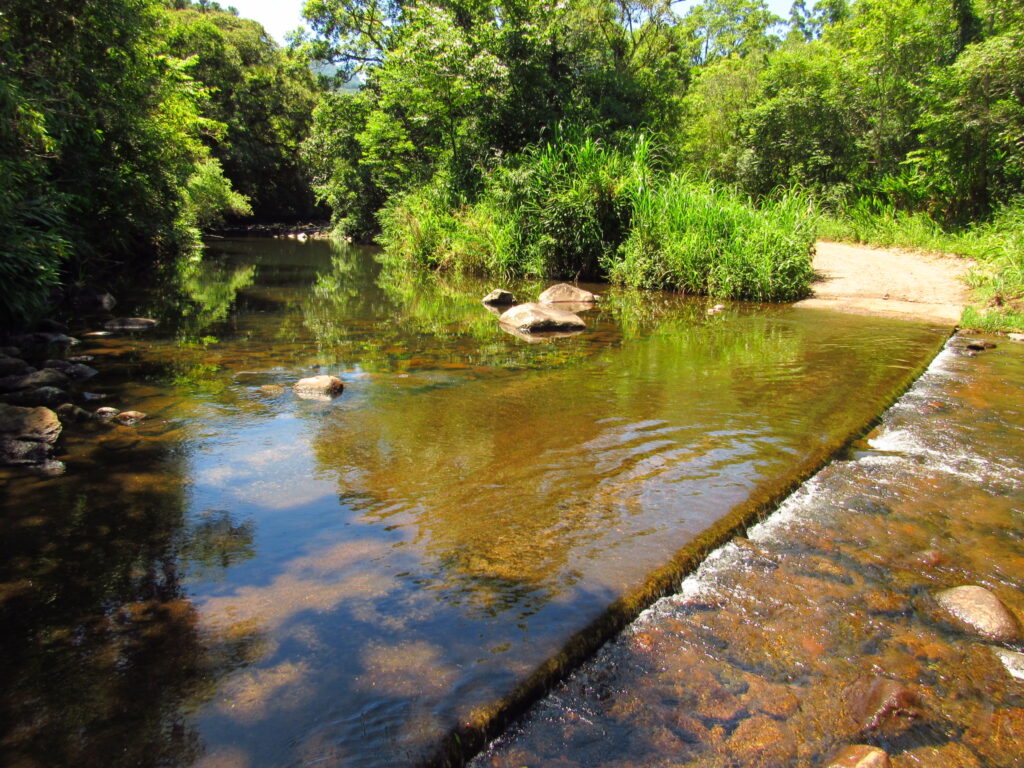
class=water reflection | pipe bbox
[0,238,949,768]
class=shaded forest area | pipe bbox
[3,0,1024,326]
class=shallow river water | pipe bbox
[477,338,1024,768]
[0,239,952,767]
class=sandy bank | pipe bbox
[795,240,972,325]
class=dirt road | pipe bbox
[795,240,972,325]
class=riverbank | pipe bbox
[795,240,972,325]
[476,334,1024,767]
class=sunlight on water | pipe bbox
[0,238,949,768]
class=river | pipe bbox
[0,238,953,767]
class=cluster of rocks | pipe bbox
[951,334,998,356]
[482,283,600,339]
[1,303,158,471]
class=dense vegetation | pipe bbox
[0,0,317,327]
[3,0,1024,326]
[302,0,1024,319]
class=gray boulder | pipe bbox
[44,359,98,381]
[1,387,71,408]
[0,368,72,393]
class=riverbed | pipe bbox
[0,238,953,767]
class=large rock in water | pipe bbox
[482,289,516,306]
[0,368,71,393]
[935,585,1022,642]
[498,303,586,333]
[0,404,62,466]
[538,283,599,304]
[293,375,345,401]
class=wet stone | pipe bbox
[114,411,147,426]
[482,289,516,306]
[103,317,158,332]
[0,387,71,408]
[723,715,796,766]
[0,368,71,393]
[825,744,890,768]
[537,283,599,304]
[0,438,51,465]
[44,359,98,380]
[0,356,34,377]
[894,742,980,768]
[94,407,120,420]
[742,676,801,718]
[695,685,746,724]
[9,331,77,355]
[498,303,586,334]
[849,678,922,737]
[55,403,94,424]
[0,404,62,444]
[1008,332,1024,342]
[258,384,285,396]
[293,375,344,401]
[991,647,1024,681]
[935,585,1022,643]
[863,590,908,615]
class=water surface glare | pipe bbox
[0,239,948,767]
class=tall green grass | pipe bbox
[609,179,816,301]
[379,134,818,302]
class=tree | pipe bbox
[161,3,321,219]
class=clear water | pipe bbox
[477,338,1024,768]
[0,238,949,767]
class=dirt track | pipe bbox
[794,240,972,325]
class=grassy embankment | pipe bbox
[379,136,817,303]
[820,199,1024,332]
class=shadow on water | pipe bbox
[0,238,953,767]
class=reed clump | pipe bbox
[379,134,817,302]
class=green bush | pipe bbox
[609,178,816,301]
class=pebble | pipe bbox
[825,744,890,768]
[849,678,921,736]
[935,585,1022,643]
[991,647,1024,681]
[94,407,120,420]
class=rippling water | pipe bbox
[0,239,949,767]
[477,338,1024,768]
